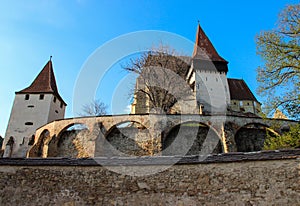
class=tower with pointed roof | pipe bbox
[131,23,261,116]
[3,59,67,157]
[188,23,231,113]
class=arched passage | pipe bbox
[234,123,278,152]
[28,129,49,157]
[162,121,223,156]
[98,121,152,157]
[47,123,90,158]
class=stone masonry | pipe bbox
[0,150,299,205]
[25,114,297,158]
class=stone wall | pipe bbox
[0,150,299,205]
[44,125,267,158]
[162,125,222,155]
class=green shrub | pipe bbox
[263,124,300,150]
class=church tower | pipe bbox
[191,23,231,114]
[2,58,67,157]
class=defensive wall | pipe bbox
[0,150,299,205]
[25,114,297,158]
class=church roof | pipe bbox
[16,59,66,106]
[192,23,228,63]
[227,78,258,102]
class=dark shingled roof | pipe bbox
[228,78,258,102]
[192,24,228,63]
[16,60,67,106]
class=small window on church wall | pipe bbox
[25,94,29,100]
[25,122,33,126]
[53,97,56,103]
[60,102,63,108]
[39,94,44,100]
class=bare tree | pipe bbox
[123,44,195,114]
[79,99,108,116]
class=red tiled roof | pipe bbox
[16,60,66,105]
[192,24,227,63]
[227,78,258,102]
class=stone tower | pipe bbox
[2,59,67,157]
[191,24,231,114]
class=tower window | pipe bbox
[27,105,34,108]
[39,94,44,100]
[60,102,63,108]
[53,97,56,103]
[25,94,30,100]
[25,122,33,126]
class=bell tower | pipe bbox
[2,58,67,157]
[192,23,231,114]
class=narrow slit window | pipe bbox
[39,94,44,100]
[53,97,56,103]
[25,94,30,100]
[60,102,63,108]
[25,122,33,126]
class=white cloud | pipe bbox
[124,105,131,114]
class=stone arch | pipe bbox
[28,129,49,157]
[161,121,223,156]
[3,136,15,157]
[224,121,240,152]
[98,121,152,157]
[104,120,148,137]
[234,123,279,152]
[47,123,90,158]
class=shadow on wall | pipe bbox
[235,124,278,152]
[95,121,153,157]
[162,122,223,156]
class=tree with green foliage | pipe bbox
[256,3,300,120]
[264,123,300,150]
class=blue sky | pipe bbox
[0,0,298,136]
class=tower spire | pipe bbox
[192,23,227,63]
[16,59,66,106]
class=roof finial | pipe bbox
[197,20,200,25]
[50,55,52,61]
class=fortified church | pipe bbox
[131,24,261,116]
[1,24,284,158]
